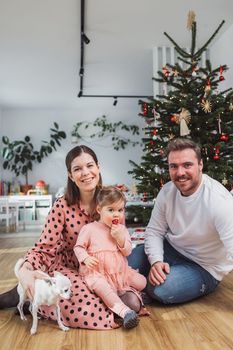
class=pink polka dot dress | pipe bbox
[25,196,118,329]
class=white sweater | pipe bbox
[145,174,233,281]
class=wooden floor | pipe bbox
[0,228,233,350]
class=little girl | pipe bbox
[74,186,147,329]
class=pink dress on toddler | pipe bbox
[74,221,146,298]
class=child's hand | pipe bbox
[83,256,99,268]
[111,220,125,247]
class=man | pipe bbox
[128,138,233,304]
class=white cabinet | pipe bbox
[8,195,53,226]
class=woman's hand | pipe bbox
[18,263,49,300]
[84,256,99,269]
[149,261,170,286]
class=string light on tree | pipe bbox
[222,177,228,185]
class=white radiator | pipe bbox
[153,46,210,98]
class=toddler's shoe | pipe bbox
[123,310,139,329]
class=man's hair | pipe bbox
[166,138,202,163]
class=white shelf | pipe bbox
[7,195,53,226]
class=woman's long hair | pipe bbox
[64,145,102,210]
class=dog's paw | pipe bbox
[60,325,70,332]
[20,315,27,321]
[30,327,37,335]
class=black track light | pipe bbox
[78,91,83,97]
[113,97,118,106]
[82,33,90,44]
[79,68,84,76]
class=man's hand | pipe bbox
[84,256,99,269]
[149,261,170,286]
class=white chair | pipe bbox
[0,198,19,233]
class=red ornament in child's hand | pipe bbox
[112,219,119,225]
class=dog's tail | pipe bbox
[14,258,25,279]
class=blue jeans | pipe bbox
[128,240,220,304]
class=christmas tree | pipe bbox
[129,11,233,199]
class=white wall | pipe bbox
[210,23,233,88]
[2,24,232,197]
[0,99,145,195]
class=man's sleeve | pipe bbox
[144,189,169,265]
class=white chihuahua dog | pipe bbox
[14,258,72,335]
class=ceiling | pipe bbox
[0,0,233,109]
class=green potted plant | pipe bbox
[1,122,66,193]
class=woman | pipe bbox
[0,145,140,330]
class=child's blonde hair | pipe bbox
[96,186,126,209]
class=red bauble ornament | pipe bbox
[213,146,220,160]
[162,66,170,77]
[220,133,229,142]
[170,115,177,123]
[205,77,211,92]
[143,102,148,116]
[152,128,157,140]
[219,66,225,81]
[192,65,198,77]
